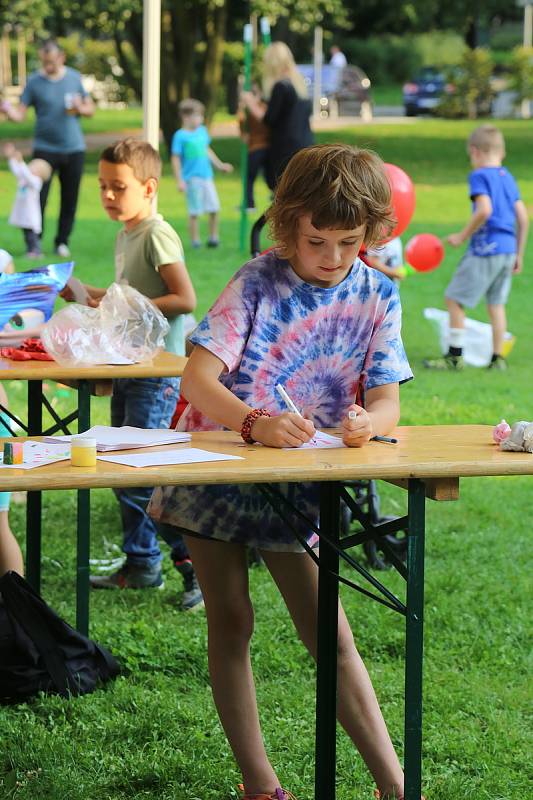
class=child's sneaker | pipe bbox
[207,238,220,248]
[423,353,464,370]
[55,243,71,258]
[25,250,42,259]
[238,785,298,799]
[487,355,507,370]
[174,558,204,611]
[89,561,164,589]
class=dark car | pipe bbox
[297,64,373,119]
[402,66,454,116]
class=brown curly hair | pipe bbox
[266,143,396,258]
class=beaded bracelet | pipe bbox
[241,408,271,444]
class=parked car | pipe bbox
[402,66,454,116]
[297,64,373,119]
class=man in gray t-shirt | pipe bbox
[2,39,94,258]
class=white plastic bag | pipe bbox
[423,307,515,367]
[41,283,169,366]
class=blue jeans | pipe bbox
[111,376,186,569]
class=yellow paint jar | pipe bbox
[70,437,97,467]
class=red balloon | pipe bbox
[405,233,444,272]
[384,163,416,240]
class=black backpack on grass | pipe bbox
[0,570,120,703]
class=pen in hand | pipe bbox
[275,383,302,416]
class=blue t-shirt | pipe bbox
[468,166,520,256]
[21,67,87,153]
[171,125,213,181]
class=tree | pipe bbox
[34,0,347,151]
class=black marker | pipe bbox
[371,435,398,444]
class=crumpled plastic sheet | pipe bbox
[41,282,169,367]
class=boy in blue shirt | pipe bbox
[425,125,528,371]
[171,98,233,249]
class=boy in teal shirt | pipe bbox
[171,98,233,248]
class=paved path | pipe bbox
[9,110,412,155]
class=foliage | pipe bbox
[438,48,494,119]
[250,0,349,34]
[341,31,465,85]
[0,0,49,35]
[0,117,532,799]
[508,46,533,105]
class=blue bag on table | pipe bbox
[0,262,73,329]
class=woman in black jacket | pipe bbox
[242,42,314,190]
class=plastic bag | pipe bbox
[423,307,515,367]
[41,282,170,366]
[0,262,73,329]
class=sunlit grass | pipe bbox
[0,117,531,800]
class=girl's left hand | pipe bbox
[341,404,372,448]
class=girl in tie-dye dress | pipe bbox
[149,144,414,800]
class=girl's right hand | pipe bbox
[251,412,315,448]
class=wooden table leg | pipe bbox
[315,481,341,800]
[404,479,426,800]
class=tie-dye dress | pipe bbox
[148,251,412,552]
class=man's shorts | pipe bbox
[185,177,220,216]
[445,252,515,308]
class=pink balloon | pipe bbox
[405,233,444,272]
[384,163,416,240]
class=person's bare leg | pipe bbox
[208,211,219,242]
[0,510,24,576]
[262,549,404,798]
[0,384,23,576]
[487,303,506,356]
[189,215,200,244]
[446,297,465,330]
[184,535,280,795]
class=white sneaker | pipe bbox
[55,243,71,258]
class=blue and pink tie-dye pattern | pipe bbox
[148,251,412,552]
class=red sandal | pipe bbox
[238,785,298,800]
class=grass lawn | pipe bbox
[0,117,531,800]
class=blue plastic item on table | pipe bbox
[0,262,74,328]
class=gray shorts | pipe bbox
[445,252,515,308]
[185,177,220,216]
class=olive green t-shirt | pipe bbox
[115,214,186,355]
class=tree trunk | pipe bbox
[160,2,198,154]
[202,1,227,123]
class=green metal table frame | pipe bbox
[1,379,92,635]
[258,478,426,800]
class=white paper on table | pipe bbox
[97,447,244,468]
[44,426,192,451]
[284,430,345,450]
[66,276,92,306]
[0,441,71,469]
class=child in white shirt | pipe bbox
[3,143,52,258]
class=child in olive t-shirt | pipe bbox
[62,139,202,610]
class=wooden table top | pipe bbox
[0,350,187,381]
[0,425,532,493]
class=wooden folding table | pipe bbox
[0,425,531,800]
